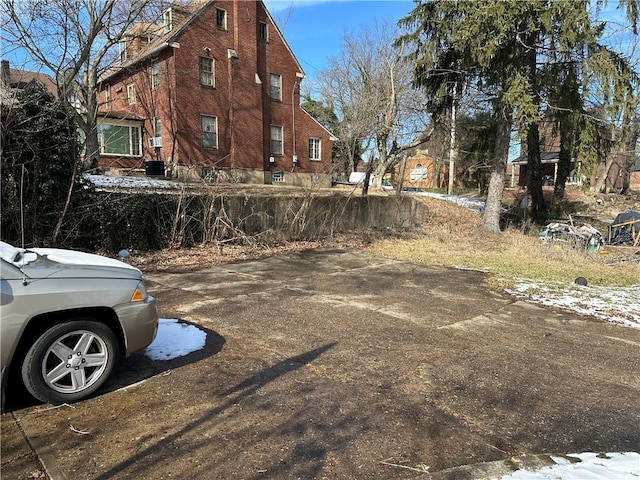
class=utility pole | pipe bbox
[448,81,457,195]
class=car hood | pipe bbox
[1,243,142,280]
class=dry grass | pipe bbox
[365,196,640,288]
[130,192,639,288]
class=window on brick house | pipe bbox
[201,115,218,148]
[259,21,268,41]
[151,61,160,90]
[270,125,283,155]
[270,73,281,101]
[118,41,127,63]
[216,8,227,29]
[104,86,111,104]
[153,117,162,138]
[163,9,173,34]
[309,138,321,161]
[200,57,214,87]
[99,122,141,156]
[127,83,136,104]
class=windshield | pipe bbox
[0,241,38,267]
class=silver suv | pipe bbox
[1,241,158,405]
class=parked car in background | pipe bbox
[1,241,158,406]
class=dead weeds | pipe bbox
[130,188,639,287]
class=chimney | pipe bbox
[1,60,10,89]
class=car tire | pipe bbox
[21,320,119,404]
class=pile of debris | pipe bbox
[539,221,605,252]
[608,211,640,247]
[539,210,640,255]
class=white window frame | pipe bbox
[127,83,136,105]
[104,86,111,104]
[272,172,284,183]
[270,73,281,101]
[118,41,127,63]
[410,164,428,182]
[163,8,173,34]
[151,61,160,90]
[216,8,227,30]
[98,120,142,157]
[270,125,283,155]
[200,57,214,87]
[201,115,218,149]
[153,117,162,138]
[309,138,321,161]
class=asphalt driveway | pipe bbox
[2,249,639,479]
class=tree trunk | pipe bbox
[527,122,546,223]
[592,155,617,193]
[83,78,100,170]
[482,107,511,233]
[553,133,572,203]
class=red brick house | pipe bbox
[97,0,334,187]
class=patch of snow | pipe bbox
[504,281,640,329]
[411,191,486,212]
[29,247,138,270]
[145,318,207,360]
[84,174,184,190]
[423,193,638,330]
[496,452,640,479]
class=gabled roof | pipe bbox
[510,152,562,165]
[1,62,57,97]
[101,0,304,82]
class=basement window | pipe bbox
[272,172,284,183]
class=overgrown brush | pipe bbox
[367,196,640,287]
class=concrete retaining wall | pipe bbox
[89,191,428,251]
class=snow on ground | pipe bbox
[416,191,639,330]
[142,299,638,479]
[505,281,640,329]
[143,320,639,480]
[410,190,487,211]
[496,452,640,479]
[144,318,207,360]
[84,173,183,190]
[84,182,636,478]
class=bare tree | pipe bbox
[1,0,161,241]
[317,21,431,190]
[1,0,160,166]
[586,2,640,193]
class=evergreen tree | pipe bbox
[1,83,81,245]
[399,0,638,226]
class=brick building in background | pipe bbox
[98,0,335,187]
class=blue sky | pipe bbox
[264,1,415,78]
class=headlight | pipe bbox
[130,281,149,302]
